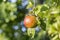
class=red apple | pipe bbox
[24,15,37,28]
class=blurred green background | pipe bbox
[0,0,60,40]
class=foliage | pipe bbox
[26,0,60,40]
[0,0,60,40]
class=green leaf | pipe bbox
[27,28,35,38]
